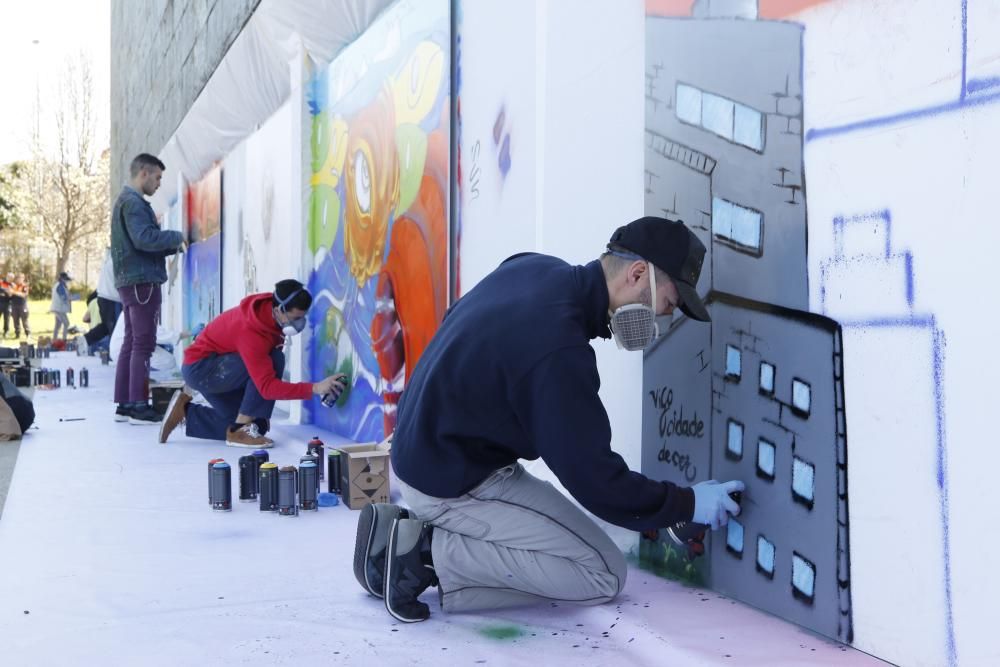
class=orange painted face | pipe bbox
[343,85,400,286]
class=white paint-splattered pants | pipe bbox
[398,463,627,613]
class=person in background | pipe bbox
[110,153,186,425]
[49,271,73,341]
[158,279,347,447]
[78,248,123,355]
[0,273,11,338]
[9,274,28,339]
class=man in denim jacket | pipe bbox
[110,153,186,424]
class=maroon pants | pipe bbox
[114,283,161,404]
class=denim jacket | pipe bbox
[110,186,184,288]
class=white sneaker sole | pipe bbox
[225,440,274,449]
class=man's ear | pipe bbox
[628,260,647,286]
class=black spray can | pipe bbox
[259,463,279,511]
[53,369,61,388]
[252,449,269,468]
[238,455,258,502]
[210,461,232,512]
[66,367,75,387]
[300,455,320,493]
[100,349,109,365]
[278,466,298,516]
[299,461,319,511]
[328,450,342,495]
[207,458,225,504]
[666,491,743,546]
[307,436,325,481]
[80,367,89,388]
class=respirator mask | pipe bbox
[609,261,659,351]
[275,287,307,337]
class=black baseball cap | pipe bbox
[607,216,711,322]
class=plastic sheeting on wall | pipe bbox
[150,0,397,214]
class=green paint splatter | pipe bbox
[478,625,525,641]
[629,538,707,587]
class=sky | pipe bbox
[0,0,111,165]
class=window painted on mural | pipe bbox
[734,102,765,151]
[674,83,765,152]
[757,438,776,481]
[725,344,742,380]
[702,92,735,141]
[726,519,744,557]
[792,456,815,509]
[791,378,812,416]
[727,419,744,460]
[712,197,763,254]
[792,552,816,603]
[757,535,775,578]
[676,84,702,125]
[759,361,775,395]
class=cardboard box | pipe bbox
[337,438,391,510]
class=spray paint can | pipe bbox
[210,462,232,512]
[100,349,109,365]
[66,367,75,387]
[252,449,269,470]
[207,458,225,504]
[299,461,319,511]
[307,436,325,481]
[33,369,41,386]
[665,491,743,546]
[278,466,298,516]
[53,369,61,388]
[328,450,342,495]
[259,462,279,512]
[299,454,320,494]
[79,367,89,388]
[238,455,258,502]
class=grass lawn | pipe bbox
[0,299,91,344]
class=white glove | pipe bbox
[691,479,745,530]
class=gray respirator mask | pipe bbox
[609,262,659,351]
[275,287,308,337]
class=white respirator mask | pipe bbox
[609,262,659,351]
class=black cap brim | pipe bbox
[675,282,711,322]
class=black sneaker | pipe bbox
[128,404,163,425]
[384,518,437,623]
[114,404,131,423]
[354,503,410,597]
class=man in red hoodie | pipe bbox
[158,279,346,447]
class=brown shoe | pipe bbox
[158,388,193,443]
[226,422,274,448]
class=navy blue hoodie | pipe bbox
[391,253,695,531]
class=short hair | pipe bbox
[273,279,312,311]
[601,244,671,285]
[129,153,166,177]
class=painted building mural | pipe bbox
[184,165,223,335]
[639,0,1000,665]
[305,0,450,442]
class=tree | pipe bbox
[17,52,109,279]
[0,163,26,230]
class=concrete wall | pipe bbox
[110,0,261,188]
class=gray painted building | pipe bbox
[110,0,261,188]
[641,11,853,643]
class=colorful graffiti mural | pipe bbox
[185,165,223,335]
[306,0,450,442]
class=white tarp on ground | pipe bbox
[149,0,398,213]
[0,353,884,666]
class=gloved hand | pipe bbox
[691,479,745,530]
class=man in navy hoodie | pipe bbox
[355,216,745,623]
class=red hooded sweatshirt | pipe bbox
[183,293,313,401]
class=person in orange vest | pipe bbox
[9,274,29,339]
[0,273,12,338]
